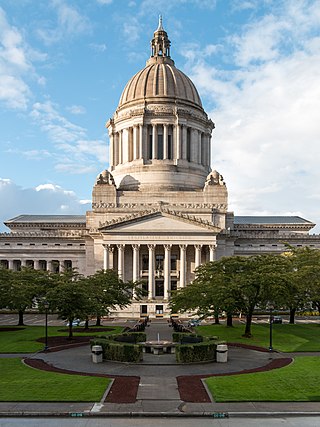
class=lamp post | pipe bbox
[269,304,274,353]
[44,300,49,351]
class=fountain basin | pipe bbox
[142,340,176,355]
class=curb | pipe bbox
[1,411,320,418]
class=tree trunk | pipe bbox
[227,313,233,327]
[289,308,296,324]
[214,314,220,324]
[96,316,101,327]
[244,313,252,337]
[68,320,73,339]
[18,310,24,326]
[84,318,89,329]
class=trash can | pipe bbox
[91,345,103,363]
[216,344,228,363]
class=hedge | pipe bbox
[91,338,142,363]
[97,332,146,344]
[175,341,217,363]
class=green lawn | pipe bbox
[0,325,123,353]
[197,323,320,352]
[0,358,111,401]
[205,356,320,402]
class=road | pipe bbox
[0,416,319,427]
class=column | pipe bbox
[103,245,109,270]
[152,124,157,159]
[194,245,202,269]
[114,132,119,166]
[117,244,125,280]
[209,244,217,262]
[176,124,181,160]
[133,125,139,160]
[34,260,40,270]
[182,125,187,160]
[118,130,123,164]
[142,124,148,159]
[132,244,140,282]
[179,244,187,289]
[148,244,155,299]
[164,244,172,300]
[107,245,114,270]
[198,130,202,165]
[8,260,13,270]
[139,124,143,159]
[163,124,168,159]
[109,133,114,168]
[47,260,52,272]
[21,259,27,268]
[208,134,212,167]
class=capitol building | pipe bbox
[1,20,319,318]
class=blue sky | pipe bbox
[1,0,320,232]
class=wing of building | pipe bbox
[1,18,319,318]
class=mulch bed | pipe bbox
[36,336,94,352]
[24,358,139,403]
[0,327,25,332]
[57,327,115,333]
[177,357,293,402]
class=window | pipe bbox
[155,305,163,314]
[17,243,22,246]
[142,254,149,270]
[157,134,163,159]
[171,280,177,291]
[140,305,148,314]
[155,280,164,297]
[170,255,177,271]
[168,134,172,159]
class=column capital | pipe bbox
[132,244,140,250]
[179,244,187,251]
[195,244,203,250]
[209,244,217,250]
[107,245,114,253]
[147,244,156,251]
[164,244,172,251]
[117,244,125,250]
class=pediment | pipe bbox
[99,209,220,234]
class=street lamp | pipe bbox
[44,300,49,351]
[269,304,274,353]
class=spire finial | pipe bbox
[157,14,164,31]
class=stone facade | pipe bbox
[1,19,319,318]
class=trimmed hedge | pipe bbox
[91,338,142,363]
[99,332,146,344]
[176,341,217,363]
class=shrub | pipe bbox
[90,338,142,362]
[175,341,217,363]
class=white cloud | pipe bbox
[30,100,107,173]
[0,179,90,232]
[89,43,107,53]
[67,104,86,114]
[96,0,113,4]
[184,1,320,231]
[37,1,91,44]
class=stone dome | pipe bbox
[118,58,202,108]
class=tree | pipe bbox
[284,246,320,322]
[0,267,51,325]
[85,270,145,326]
[171,254,291,337]
[46,269,90,338]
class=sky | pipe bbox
[0,0,320,233]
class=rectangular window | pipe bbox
[157,134,163,159]
[155,280,164,297]
[142,254,149,270]
[170,255,177,271]
[171,280,177,291]
[155,305,163,314]
[168,134,172,159]
[140,305,148,314]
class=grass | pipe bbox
[197,323,320,352]
[205,356,320,402]
[0,325,123,353]
[0,358,111,401]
